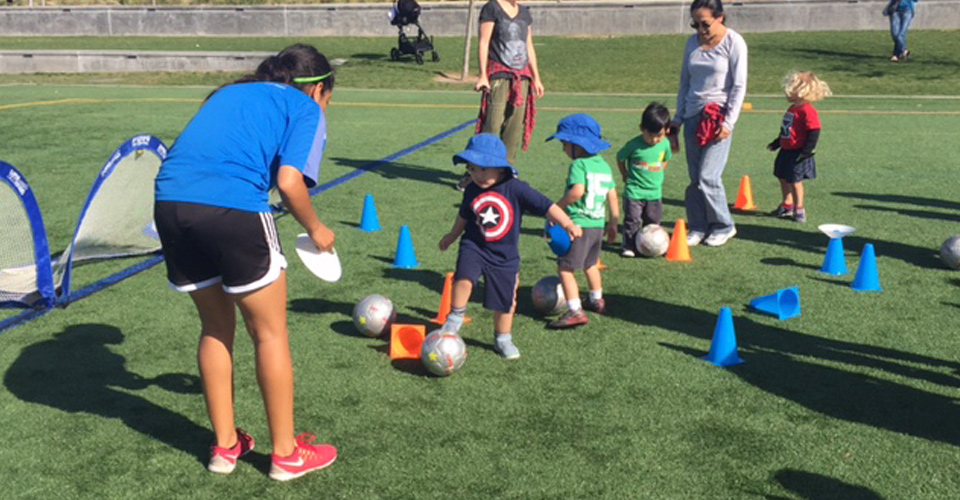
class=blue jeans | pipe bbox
[682,116,735,235]
[890,9,915,57]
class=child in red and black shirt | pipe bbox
[767,71,832,223]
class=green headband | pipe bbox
[292,72,332,84]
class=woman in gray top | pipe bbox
[669,0,747,247]
[474,0,544,165]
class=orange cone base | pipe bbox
[390,324,426,360]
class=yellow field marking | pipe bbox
[3,97,960,116]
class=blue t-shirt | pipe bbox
[458,177,554,264]
[155,82,325,213]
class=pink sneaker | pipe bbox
[269,433,338,481]
[208,429,254,474]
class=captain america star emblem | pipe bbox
[471,191,513,241]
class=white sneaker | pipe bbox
[620,249,636,258]
[703,228,737,247]
[687,231,706,246]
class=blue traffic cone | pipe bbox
[703,307,744,368]
[749,286,801,320]
[545,221,571,257]
[393,225,420,268]
[359,193,381,232]
[851,243,882,292]
[820,237,848,275]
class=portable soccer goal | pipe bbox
[0,134,168,309]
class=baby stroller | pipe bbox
[389,0,439,65]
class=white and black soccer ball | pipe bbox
[637,224,670,258]
[421,329,467,377]
[531,276,566,316]
[940,235,960,270]
[352,294,396,337]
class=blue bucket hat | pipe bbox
[546,114,611,155]
[453,133,513,170]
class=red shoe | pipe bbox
[208,429,254,474]
[548,309,589,329]
[269,433,338,481]
[584,298,606,314]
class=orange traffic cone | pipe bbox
[666,219,692,262]
[389,324,425,360]
[733,175,757,211]
[597,257,607,270]
[430,272,471,325]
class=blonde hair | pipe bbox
[783,71,832,103]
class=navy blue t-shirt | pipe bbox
[458,177,553,263]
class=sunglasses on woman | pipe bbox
[690,20,715,30]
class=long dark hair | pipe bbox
[690,0,724,21]
[208,44,335,100]
[236,43,336,92]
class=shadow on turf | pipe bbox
[762,468,886,500]
[833,192,960,212]
[853,204,960,223]
[330,157,462,190]
[600,294,960,447]
[3,324,210,464]
[760,257,821,271]
[735,222,942,269]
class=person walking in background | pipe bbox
[886,0,918,62]
[668,0,747,248]
[154,44,338,481]
[474,0,544,167]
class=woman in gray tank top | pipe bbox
[473,0,544,166]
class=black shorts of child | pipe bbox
[154,201,287,294]
[622,198,663,252]
[558,227,603,270]
[454,244,519,313]
[774,149,817,183]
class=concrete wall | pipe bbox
[0,49,272,73]
[0,1,957,38]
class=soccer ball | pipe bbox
[421,329,467,376]
[531,276,566,316]
[940,235,960,270]
[352,294,396,337]
[637,224,670,258]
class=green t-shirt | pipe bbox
[616,136,672,200]
[564,155,616,229]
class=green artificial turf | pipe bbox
[1,33,960,500]
[1,29,960,95]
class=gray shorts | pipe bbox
[558,228,603,270]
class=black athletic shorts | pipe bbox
[454,244,519,313]
[154,201,287,294]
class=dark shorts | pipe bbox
[622,198,663,251]
[558,227,603,270]
[454,244,519,313]
[154,201,287,294]
[774,149,817,183]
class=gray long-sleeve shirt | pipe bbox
[674,28,748,131]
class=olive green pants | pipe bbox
[481,78,529,165]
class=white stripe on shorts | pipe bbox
[223,212,287,294]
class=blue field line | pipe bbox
[0,119,476,335]
[308,119,475,196]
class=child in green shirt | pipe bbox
[616,103,673,257]
[546,114,620,329]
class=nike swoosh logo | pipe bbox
[278,456,304,467]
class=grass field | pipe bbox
[3,30,960,95]
[2,33,960,500]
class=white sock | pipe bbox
[567,298,582,312]
[589,289,603,301]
